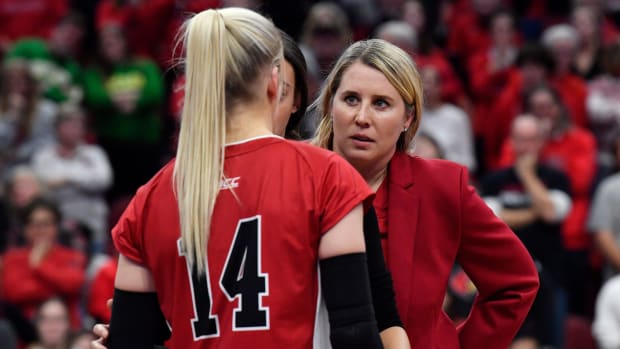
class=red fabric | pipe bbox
[468,51,521,101]
[551,73,589,129]
[565,316,597,349]
[498,127,597,250]
[385,152,539,348]
[133,0,219,67]
[95,0,137,30]
[170,74,185,120]
[1,245,86,327]
[602,17,620,46]
[88,258,117,323]
[447,12,491,64]
[373,178,389,264]
[96,0,219,65]
[0,0,67,44]
[415,49,464,104]
[476,67,523,169]
[112,137,373,348]
[476,70,590,169]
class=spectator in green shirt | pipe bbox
[5,13,85,104]
[82,23,164,201]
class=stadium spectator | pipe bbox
[542,24,589,128]
[499,85,597,315]
[82,23,164,201]
[0,60,57,175]
[31,105,112,247]
[0,0,68,52]
[29,297,71,349]
[481,115,571,348]
[1,199,85,327]
[418,65,476,172]
[5,13,84,104]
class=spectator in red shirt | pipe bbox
[1,199,86,328]
[446,0,503,65]
[498,85,597,315]
[96,0,220,68]
[572,4,607,80]
[476,43,553,171]
[481,42,590,171]
[468,11,519,169]
[542,24,589,128]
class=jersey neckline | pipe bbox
[225,134,284,147]
[225,135,285,158]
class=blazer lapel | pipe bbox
[387,152,420,322]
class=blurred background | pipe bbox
[1,0,620,348]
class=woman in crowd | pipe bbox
[1,199,85,328]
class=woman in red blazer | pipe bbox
[313,39,540,348]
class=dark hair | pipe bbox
[281,30,309,140]
[516,43,555,73]
[490,9,515,29]
[35,297,69,322]
[524,84,571,129]
[603,41,620,77]
[58,11,85,29]
[20,198,62,227]
[0,61,40,137]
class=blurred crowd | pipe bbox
[1,0,620,348]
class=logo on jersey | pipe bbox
[220,177,240,190]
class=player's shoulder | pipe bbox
[132,160,176,206]
[285,139,340,160]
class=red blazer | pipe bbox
[385,152,539,348]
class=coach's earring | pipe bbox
[403,126,408,133]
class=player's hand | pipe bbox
[90,324,109,349]
[90,299,113,349]
[90,324,110,349]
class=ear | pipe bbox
[267,66,280,103]
[292,93,301,114]
[404,107,415,130]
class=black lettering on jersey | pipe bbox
[177,215,269,341]
[220,216,269,330]
[178,240,220,339]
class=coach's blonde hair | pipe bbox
[312,39,423,151]
[174,8,282,272]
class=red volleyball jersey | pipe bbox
[112,136,372,349]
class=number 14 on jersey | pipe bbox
[178,216,269,340]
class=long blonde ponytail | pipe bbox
[174,8,282,273]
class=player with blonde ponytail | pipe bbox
[104,7,385,349]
